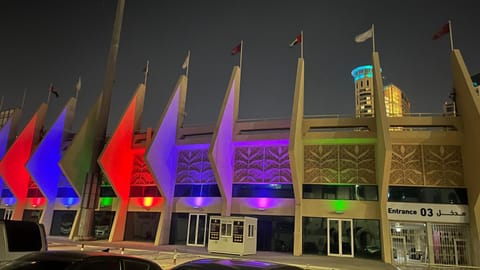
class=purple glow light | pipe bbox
[185,196,215,208]
[243,197,280,209]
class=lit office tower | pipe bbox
[351,65,411,117]
[384,84,411,116]
[351,65,374,117]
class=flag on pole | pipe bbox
[50,85,59,98]
[182,52,190,70]
[433,23,450,40]
[355,27,374,43]
[289,34,302,47]
[75,77,82,92]
[231,43,241,55]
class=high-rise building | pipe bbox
[351,65,410,117]
[351,65,374,117]
[384,84,411,116]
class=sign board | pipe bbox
[387,202,469,223]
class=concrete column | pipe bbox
[109,199,128,242]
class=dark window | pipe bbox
[303,184,378,201]
[27,188,43,197]
[388,186,468,204]
[129,186,161,197]
[56,187,78,197]
[232,184,294,198]
[77,260,119,270]
[4,221,44,252]
[100,186,116,197]
[2,188,13,197]
[174,184,221,197]
[50,210,76,236]
[123,259,155,270]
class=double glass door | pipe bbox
[327,218,354,257]
[187,213,207,246]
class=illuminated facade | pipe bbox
[0,50,479,268]
[384,84,410,116]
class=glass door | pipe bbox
[327,218,353,257]
[391,236,407,264]
[187,213,207,246]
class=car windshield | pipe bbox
[1,260,74,270]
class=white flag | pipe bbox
[355,27,373,43]
[182,51,190,70]
[75,76,82,92]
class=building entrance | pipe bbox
[327,218,353,257]
[186,213,207,247]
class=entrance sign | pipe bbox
[387,202,468,223]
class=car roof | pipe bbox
[16,251,146,262]
[172,258,303,270]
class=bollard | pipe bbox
[173,248,177,265]
[120,247,125,255]
[80,244,84,251]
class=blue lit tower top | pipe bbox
[351,65,373,81]
[351,65,374,117]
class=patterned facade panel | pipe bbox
[304,145,338,183]
[200,151,216,183]
[131,154,155,186]
[390,145,423,185]
[234,146,264,182]
[339,145,376,184]
[176,149,212,183]
[234,145,292,183]
[423,145,464,186]
[264,146,292,183]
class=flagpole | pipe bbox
[372,24,376,52]
[185,50,190,78]
[75,76,81,99]
[239,40,244,70]
[448,20,454,51]
[21,89,27,109]
[47,83,52,104]
[300,31,304,59]
[144,60,149,85]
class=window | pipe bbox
[388,186,468,204]
[123,259,153,270]
[247,224,256,238]
[77,260,119,270]
[221,222,232,237]
[303,184,378,201]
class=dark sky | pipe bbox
[1,0,480,133]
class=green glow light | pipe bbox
[331,200,348,212]
[304,138,376,145]
[100,197,113,207]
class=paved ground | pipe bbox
[47,237,397,270]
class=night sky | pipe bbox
[1,0,479,133]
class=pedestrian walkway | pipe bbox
[47,236,396,270]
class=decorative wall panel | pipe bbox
[339,145,375,184]
[304,145,338,183]
[423,145,463,186]
[304,144,375,184]
[390,145,463,186]
[234,145,292,183]
[390,145,423,185]
[131,154,155,185]
[176,149,215,183]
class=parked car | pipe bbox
[0,251,162,270]
[94,225,110,238]
[171,258,304,270]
